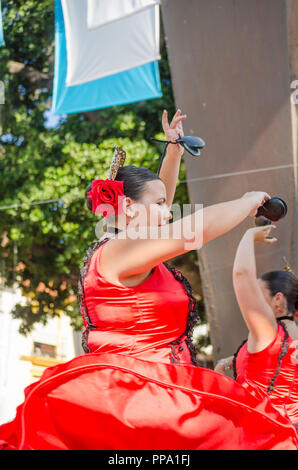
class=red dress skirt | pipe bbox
[0,239,297,450]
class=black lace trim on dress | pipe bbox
[267,320,289,394]
[82,329,91,354]
[232,320,290,395]
[233,339,248,380]
[163,262,200,366]
[77,238,110,353]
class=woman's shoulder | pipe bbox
[89,236,159,288]
[238,323,293,358]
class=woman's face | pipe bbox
[128,179,172,227]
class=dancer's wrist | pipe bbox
[166,143,184,159]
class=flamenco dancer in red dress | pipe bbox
[216,224,298,428]
[0,111,297,450]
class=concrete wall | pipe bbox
[162,0,297,361]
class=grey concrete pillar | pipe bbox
[162,0,297,362]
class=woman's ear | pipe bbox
[273,292,286,309]
[123,197,135,218]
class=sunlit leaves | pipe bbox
[0,0,200,335]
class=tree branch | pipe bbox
[8,60,53,89]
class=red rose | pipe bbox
[88,179,125,218]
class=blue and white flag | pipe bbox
[52,0,162,115]
[62,0,160,86]
[0,0,4,46]
[87,0,160,29]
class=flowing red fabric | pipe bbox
[0,353,297,450]
[1,239,297,450]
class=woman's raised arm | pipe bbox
[158,109,187,209]
[232,225,278,352]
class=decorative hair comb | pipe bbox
[282,257,297,278]
[108,146,127,180]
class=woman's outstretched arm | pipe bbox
[158,109,186,208]
[101,191,271,280]
[232,226,278,352]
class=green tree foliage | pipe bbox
[0,0,204,335]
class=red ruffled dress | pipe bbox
[81,238,198,365]
[0,238,297,450]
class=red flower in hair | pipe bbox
[88,179,125,218]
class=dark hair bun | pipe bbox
[115,165,160,200]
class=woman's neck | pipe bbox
[276,315,295,322]
[277,316,298,342]
[99,225,124,242]
[106,226,123,234]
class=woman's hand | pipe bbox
[246,225,278,244]
[162,109,187,158]
[214,356,234,375]
[241,191,271,217]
